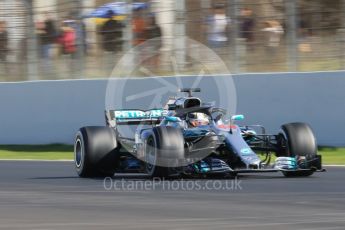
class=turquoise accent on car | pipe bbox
[165,116,181,122]
[240,148,252,155]
[194,161,210,173]
[231,114,245,121]
[183,127,209,137]
[275,157,298,170]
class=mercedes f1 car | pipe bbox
[74,88,324,178]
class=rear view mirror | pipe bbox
[214,114,223,122]
[231,115,244,121]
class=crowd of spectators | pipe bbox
[27,8,162,68]
[0,20,8,72]
[203,3,285,57]
[0,1,343,79]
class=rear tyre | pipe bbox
[145,126,184,178]
[74,126,120,177]
[279,122,317,177]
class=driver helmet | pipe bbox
[188,112,209,127]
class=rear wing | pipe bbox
[105,109,164,126]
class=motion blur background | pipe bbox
[0,0,344,82]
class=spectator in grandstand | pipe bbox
[57,21,77,56]
[298,17,312,53]
[205,3,230,48]
[67,12,88,56]
[99,10,123,53]
[145,14,162,41]
[240,8,255,50]
[0,21,8,63]
[36,21,47,58]
[0,20,8,74]
[76,19,87,55]
[132,7,146,46]
[144,14,162,68]
[40,12,58,59]
[262,20,284,57]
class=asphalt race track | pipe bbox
[0,161,344,230]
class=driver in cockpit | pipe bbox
[187,112,210,127]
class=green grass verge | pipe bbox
[318,147,345,165]
[0,145,73,160]
[0,145,344,164]
[258,148,345,165]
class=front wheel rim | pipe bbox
[145,137,157,174]
[75,138,83,168]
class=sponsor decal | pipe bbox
[114,110,162,119]
[149,109,163,118]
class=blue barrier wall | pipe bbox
[0,71,344,146]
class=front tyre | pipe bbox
[74,126,119,177]
[145,126,184,178]
[279,122,318,177]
